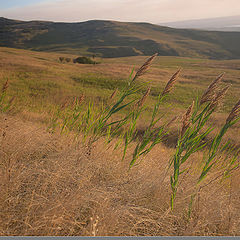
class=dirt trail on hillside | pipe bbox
[0,114,240,236]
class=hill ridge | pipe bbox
[0,17,240,59]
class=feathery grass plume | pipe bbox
[181,101,194,137]
[110,88,118,100]
[8,96,16,105]
[209,85,230,110]
[170,96,212,210]
[200,73,224,105]
[84,55,156,146]
[2,79,9,93]
[226,99,240,124]
[136,87,151,108]
[78,95,85,104]
[198,98,240,185]
[129,69,181,168]
[131,53,158,83]
[161,69,181,97]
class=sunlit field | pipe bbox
[0,47,240,236]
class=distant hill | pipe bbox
[1,17,240,59]
[161,16,240,32]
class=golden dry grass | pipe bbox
[0,47,239,145]
[0,114,240,236]
[0,47,240,236]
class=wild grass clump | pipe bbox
[128,69,180,167]
[169,74,240,211]
[73,56,98,64]
[49,53,180,162]
[48,54,240,218]
[1,50,240,236]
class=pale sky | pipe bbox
[0,0,240,23]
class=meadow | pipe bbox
[0,46,240,236]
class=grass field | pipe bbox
[1,47,240,112]
[0,47,240,236]
[1,47,239,142]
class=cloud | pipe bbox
[0,0,240,23]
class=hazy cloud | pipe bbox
[0,0,240,23]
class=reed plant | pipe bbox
[50,53,180,165]
[169,73,240,210]
[47,55,239,213]
[87,54,159,145]
[129,69,180,168]
[49,54,159,148]
[198,98,240,184]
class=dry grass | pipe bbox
[1,114,240,236]
[181,101,194,137]
[0,47,240,236]
[200,73,225,105]
[226,99,240,124]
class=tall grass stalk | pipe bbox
[50,54,159,148]
[169,74,237,210]
[82,53,160,147]
[198,98,240,184]
[129,70,180,168]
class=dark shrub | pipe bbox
[59,57,72,63]
[73,56,96,64]
[59,57,64,62]
[65,58,71,63]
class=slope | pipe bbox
[1,17,240,59]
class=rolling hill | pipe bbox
[161,15,240,32]
[1,17,240,59]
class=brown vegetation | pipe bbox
[0,115,240,236]
[0,47,240,236]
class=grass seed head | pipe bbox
[8,96,16,105]
[209,85,230,110]
[110,88,118,100]
[2,79,9,93]
[226,99,240,124]
[136,87,151,108]
[200,73,225,105]
[161,69,181,97]
[181,101,194,137]
[132,53,158,82]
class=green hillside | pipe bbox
[1,17,240,59]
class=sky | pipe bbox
[0,0,240,23]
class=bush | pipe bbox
[59,57,72,63]
[65,58,71,63]
[59,57,64,63]
[73,56,97,64]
